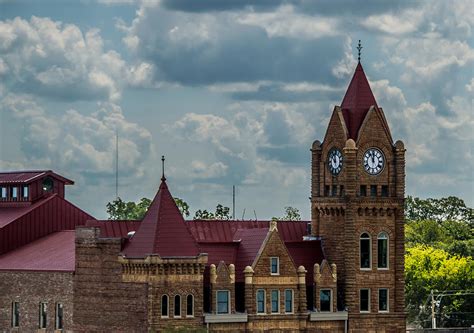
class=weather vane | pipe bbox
[357,40,362,62]
[161,155,166,181]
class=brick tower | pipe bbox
[311,61,406,332]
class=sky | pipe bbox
[0,0,472,220]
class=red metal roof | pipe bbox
[0,231,75,272]
[187,220,308,243]
[0,170,73,185]
[341,62,378,140]
[234,228,269,282]
[0,194,56,228]
[121,180,200,258]
[86,220,141,238]
[286,240,325,284]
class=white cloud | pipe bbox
[0,16,153,101]
[362,9,422,35]
[190,160,228,179]
[1,94,153,178]
[236,5,338,39]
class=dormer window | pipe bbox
[11,187,18,199]
[270,257,279,275]
[22,186,29,199]
[1,187,6,199]
[42,177,54,192]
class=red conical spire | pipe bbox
[341,62,378,139]
[121,179,200,258]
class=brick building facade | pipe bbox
[0,61,406,332]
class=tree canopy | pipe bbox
[405,196,473,328]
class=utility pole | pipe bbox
[232,185,235,220]
[431,290,436,329]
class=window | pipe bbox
[256,289,265,314]
[360,233,371,269]
[186,294,194,317]
[217,290,230,314]
[340,185,345,196]
[360,289,370,312]
[39,302,47,329]
[1,187,6,199]
[285,290,293,313]
[324,185,330,196]
[270,257,279,275]
[360,185,367,196]
[55,303,63,330]
[22,186,29,199]
[381,185,389,197]
[11,301,19,328]
[379,289,389,312]
[12,187,18,198]
[271,290,279,313]
[378,232,388,269]
[174,295,181,317]
[331,185,337,196]
[161,295,169,317]
[320,289,332,312]
[370,185,377,197]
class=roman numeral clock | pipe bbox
[363,147,385,175]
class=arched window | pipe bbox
[174,295,181,317]
[186,295,194,317]
[161,295,169,317]
[378,232,388,269]
[360,233,371,269]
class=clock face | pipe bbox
[363,148,385,175]
[328,148,343,175]
[42,177,54,192]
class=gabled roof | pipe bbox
[0,231,75,272]
[121,180,200,258]
[341,62,378,140]
[0,194,57,228]
[0,170,74,185]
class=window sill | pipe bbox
[270,273,280,276]
[186,315,194,318]
[378,310,389,313]
[377,267,389,270]
[360,268,372,271]
[359,311,371,314]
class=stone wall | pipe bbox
[72,227,148,332]
[0,271,73,332]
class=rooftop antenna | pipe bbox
[253,209,257,220]
[161,155,166,181]
[357,39,363,62]
[241,208,246,220]
[115,131,119,199]
[232,185,235,220]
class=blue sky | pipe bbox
[0,0,472,219]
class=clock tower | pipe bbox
[311,59,406,331]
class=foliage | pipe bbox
[405,195,474,328]
[174,197,190,218]
[405,245,473,327]
[106,197,190,219]
[106,197,151,220]
[272,206,301,221]
[405,195,473,224]
[193,204,231,220]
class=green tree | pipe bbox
[272,206,301,221]
[405,245,473,327]
[174,197,190,218]
[193,204,231,220]
[106,197,151,220]
[405,196,473,224]
[106,197,190,219]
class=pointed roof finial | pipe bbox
[357,39,362,62]
[161,155,166,182]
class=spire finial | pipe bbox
[161,155,166,182]
[357,39,362,62]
